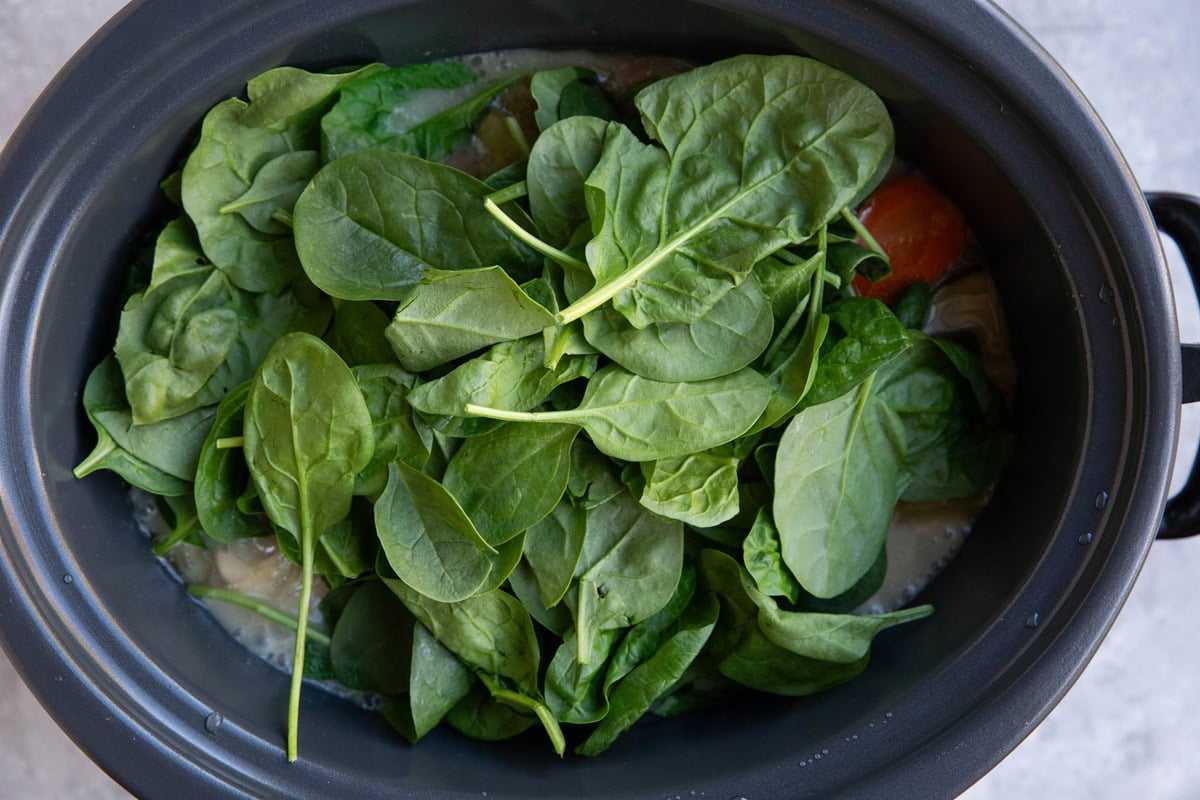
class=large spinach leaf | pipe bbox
[465,365,771,462]
[558,55,893,328]
[293,150,540,300]
[242,332,374,761]
[375,462,514,603]
[773,377,906,599]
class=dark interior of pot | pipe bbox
[3,0,1175,798]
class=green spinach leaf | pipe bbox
[384,267,555,371]
[773,377,906,599]
[465,365,771,462]
[322,63,522,163]
[182,64,384,292]
[243,332,374,761]
[442,423,578,546]
[293,150,540,300]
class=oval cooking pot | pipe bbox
[2,1,1199,798]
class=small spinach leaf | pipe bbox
[322,63,522,163]
[639,451,741,528]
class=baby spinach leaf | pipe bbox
[242,332,373,761]
[700,550,870,696]
[545,627,621,724]
[891,281,932,329]
[442,423,578,546]
[352,363,431,495]
[330,579,414,695]
[531,66,617,132]
[526,115,609,247]
[565,438,626,509]
[219,150,321,235]
[826,240,890,284]
[476,672,566,757]
[564,489,683,664]
[293,150,540,300]
[193,381,275,542]
[382,622,474,743]
[742,507,801,604]
[639,451,740,528]
[603,565,697,691]
[326,300,395,366]
[750,312,830,434]
[384,267,555,371]
[74,356,215,493]
[182,64,384,292]
[576,588,718,756]
[115,220,332,424]
[560,55,893,328]
[523,500,588,609]
[507,558,573,636]
[572,266,774,383]
[876,333,1012,502]
[800,297,911,409]
[465,365,772,462]
[756,251,822,327]
[381,578,541,694]
[445,681,535,741]
[773,377,906,599]
[374,462,503,603]
[322,63,522,163]
[406,336,595,438]
[317,500,379,581]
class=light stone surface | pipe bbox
[0,1,1197,797]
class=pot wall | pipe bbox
[0,1,1179,798]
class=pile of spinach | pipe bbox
[76,52,1011,760]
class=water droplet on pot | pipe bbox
[1025,613,1040,629]
[1078,532,1094,545]
[204,711,223,734]
[1095,491,1109,509]
[1098,284,1114,304]
[885,712,893,718]
[62,574,73,585]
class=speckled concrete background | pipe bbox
[1,1,1198,797]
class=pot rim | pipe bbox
[0,1,1179,798]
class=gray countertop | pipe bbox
[2,1,1198,797]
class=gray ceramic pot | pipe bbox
[2,1,1199,798]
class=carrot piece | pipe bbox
[851,174,967,305]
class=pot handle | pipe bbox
[1149,192,1200,539]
